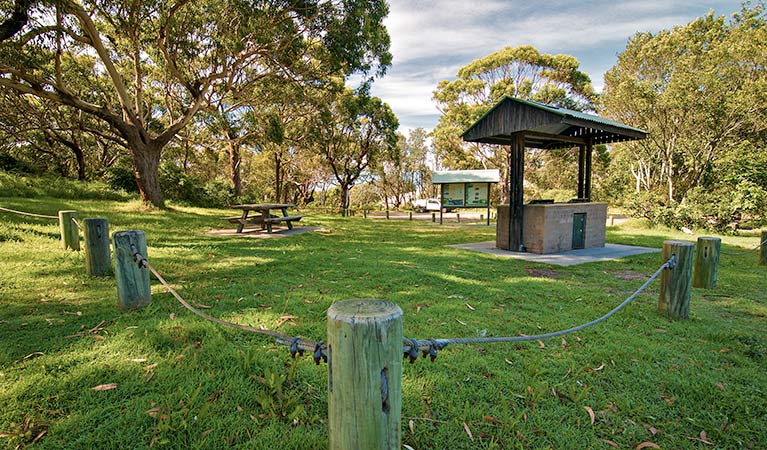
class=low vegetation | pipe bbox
[1,195,765,449]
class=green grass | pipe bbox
[1,197,765,449]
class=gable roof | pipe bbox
[461,96,648,149]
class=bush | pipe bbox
[160,163,234,207]
[0,171,131,200]
[103,166,139,193]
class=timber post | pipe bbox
[659,240,694,320]
[457,213,460,223]
[693,237,720,289]
[431,213,435,223]
[113,230,151,310]
[58,210,80,251]
[386,210,389,220]
[327,299,402,450]
[409,211,412,221]
[83,218,111,276]
[760,229,767,266]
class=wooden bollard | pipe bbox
[385,210,390,220]
[693,237,720,289]
[83,218,111,276]
[431,212,435,223]
[408,211,412,221]
[58,210,80,251]
[659,240,694,320]
[327,299,402,450]
[113,230,151,310]
[363,209,368,219]
[457,213,460,223]
[760,229,767,266]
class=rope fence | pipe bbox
[721,237,767,256]
[128,243,677,364]
[0,206,58,220]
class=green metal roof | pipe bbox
[432,169,500,184]
[461,96,648,148]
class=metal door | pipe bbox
[572,213,586,249]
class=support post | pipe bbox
[113,230,151,310]
[659,240,694,320]
[584,141,593,201]
[327,299,403,450]
[408,212,412,221]
[431,213,435,223]
[456,213,460,223]
[760,229,767,267]
[58,210,80,251]
[508,134,525,251]
[439,184,444,225]
[363,209,368,219]
[83,218,111,276]
[693,237,720,289]
[577,145,585,199]
[385,210,389,220]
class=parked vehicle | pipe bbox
[412,198,441,212]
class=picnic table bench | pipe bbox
[226,203,302,233]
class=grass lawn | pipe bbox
[1,197,765,449]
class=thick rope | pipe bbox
[721,238,767,256]
[0,206,58,220]
[402,256,676,360]
[129,245,326,363]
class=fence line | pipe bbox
[129,244,327,363]
[0,206,58,220]
[721,237,767,256]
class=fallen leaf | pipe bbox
[447,294,464,299]
[91,383,118,391]
[403,445,415,450]
[699,430,713,445]
[193,302,212,309]
[408,419,415,434]
[416,303,429,313]
[146,407,161,417]
[719,348,732,353]
[456,318,467,326]
[715,382,725,391]
[169,313,175,320]
[561,337,567,348]
[237,405,243,412]
[275,315,298,329]
[584,406,595,424]
[92,334,105,340]
[484,415,501,424]
[31,430,47,443]
[465,303,475,311]
[600,439,619,448]
[592,363,605,371]
[463,422,473,441]
[504,359,513,365]
[635,442,660,449]
[538,340,545,349]
[642,422,658,436]
[144,363,158,371]
[145,371,155,382]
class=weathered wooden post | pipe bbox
[327,299,402,450]
[659,240,694,320]
[363,209,368,219]
[113,230,151,310]
[58,210,80,251]
[431,212,435,223]
[408,211,412,221]
[693,237,720,289]
[457,213,461,223]
[760,229,767,267]
[385,210,390,220]
[480,214,484,222]
[83,218,111,276]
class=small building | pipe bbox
[432,169,500,225]
[462,96,648,254]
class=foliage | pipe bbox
[159,163,234,208]
[432,45,596,202]
[0,194,765,449]
[0,0,393,206]
[602,4,767,229]
[253,362,305,423]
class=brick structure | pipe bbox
[497,203,607,254]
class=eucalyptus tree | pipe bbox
[313,89,398,213]
[0,0,392,206]
[601,4,767,228]
[432,45,595,201]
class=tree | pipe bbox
[601,4,767,229]
[313,89,398,213]
[432,45,596,201]
[0,0,392,206]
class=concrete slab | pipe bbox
[203,226,320,239]
[449,241,660,266]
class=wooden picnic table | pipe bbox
[226,203,302,234]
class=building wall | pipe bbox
[496,203,607,254]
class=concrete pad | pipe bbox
[449,241,660,266]
[204,226,320,238]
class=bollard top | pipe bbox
[328,299,402,322]
[663,239,694,247]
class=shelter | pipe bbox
[432,169,500,225]
[462,96,647,253]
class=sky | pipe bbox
[369,0,745,134]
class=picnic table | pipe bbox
[225,203,302,234]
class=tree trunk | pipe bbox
[73,143,86,180]
[339,183,350,213]
[274,151,282,203]
[228,141,242,197]
[131,142,163,207]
